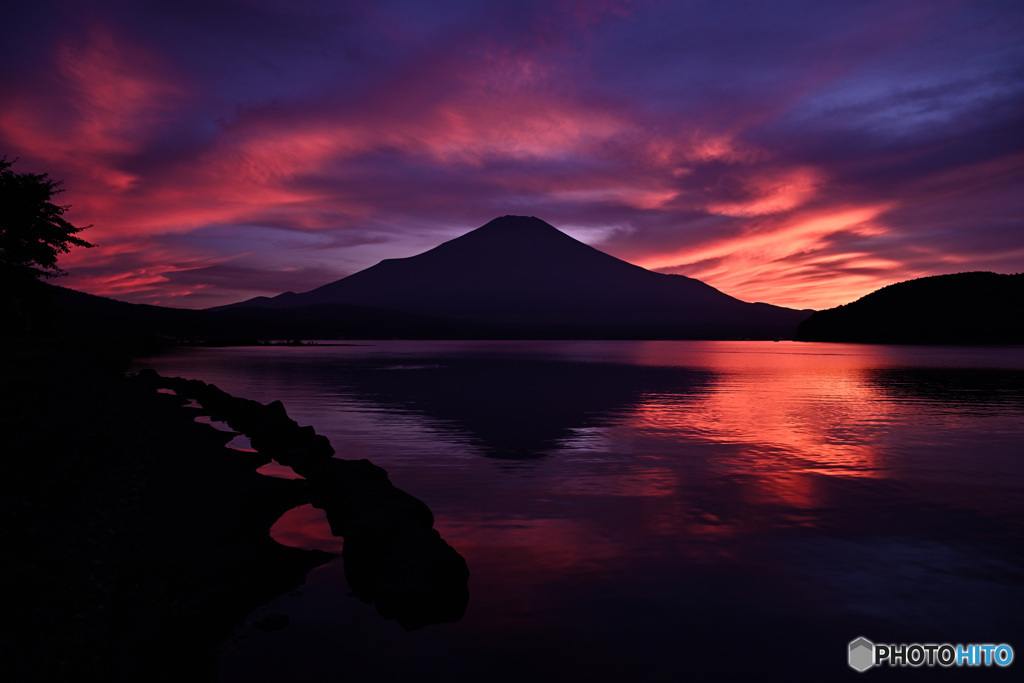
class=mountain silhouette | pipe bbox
[37,282,471,342]
[796,271,1024,344]
[318,355,717,459]
[221,216,811,339]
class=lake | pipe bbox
[133,341,1024,680]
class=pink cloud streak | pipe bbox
[2,2,1020,311]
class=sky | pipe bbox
[1,0,1022,311]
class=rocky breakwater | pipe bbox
[136,369,470,631]
[3,350,328,681]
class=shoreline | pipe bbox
[1,342,466,680]
[2,345,331,680]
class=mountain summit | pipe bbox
[221,215,812,338]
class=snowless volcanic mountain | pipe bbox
[221,216,812,339]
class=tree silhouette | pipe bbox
[1,156,96,337]
[1,156,95,283]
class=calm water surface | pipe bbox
[134,341,1024,681]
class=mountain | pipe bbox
[30,283,484,343]
[220,215,812,339]
[796,272,1024,344]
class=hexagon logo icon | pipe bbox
[849,637,875,672]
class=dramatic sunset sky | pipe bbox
[2,0,1021,310]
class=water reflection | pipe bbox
[271,504,345,554]
[134,342,1024,680]
[328,357,716,459]
[863,366,1024,407]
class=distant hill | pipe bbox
[219,215,812,339]
[796,272,1024,344]
[35,283,493,342]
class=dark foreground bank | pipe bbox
[0,341,466,681]
[1,342,327,681]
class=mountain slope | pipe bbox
[223,216,811,338]
[795,272,1024,343]
[20,282,485,343]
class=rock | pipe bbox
[345,524,470,630]
[139,370,469,630]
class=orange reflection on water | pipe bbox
[629,384,884,476]
[621,345,892,503]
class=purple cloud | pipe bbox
[2,0,1021,309]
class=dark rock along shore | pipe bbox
[1,344,467,681]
